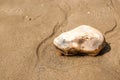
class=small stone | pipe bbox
[53,25,106,56]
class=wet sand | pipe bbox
[0,0,120,80]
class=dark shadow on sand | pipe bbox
[97,42,111,56]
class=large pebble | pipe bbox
[53,25,106,56]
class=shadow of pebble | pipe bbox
[97,42,111,56]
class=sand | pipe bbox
[0,0,120,80]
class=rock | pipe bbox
[53,25,106,56]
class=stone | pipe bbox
[53,25,106,56]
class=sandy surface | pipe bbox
[0,0,120,80]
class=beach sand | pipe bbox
[0,0,120,80]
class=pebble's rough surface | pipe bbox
[54,25,106,56]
